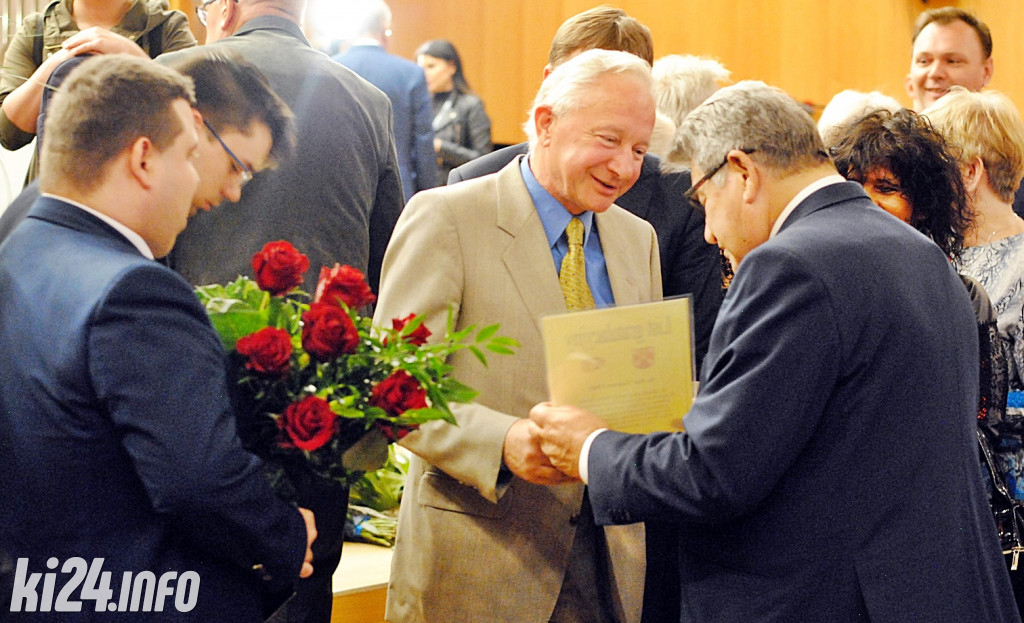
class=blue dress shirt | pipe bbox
[519,156,614,307]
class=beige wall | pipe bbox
[383,0,1024,145]
[169,0,1024,147]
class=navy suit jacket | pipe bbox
[0,179,37,245]
[0,197,307,621]
[586,182,1020,621]
[449,143,722,373]
[334,44,438,201]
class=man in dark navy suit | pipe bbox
[333,0,437,202]
[0,55,315,622]
[448,6,722,375]
[532,81,1020,622]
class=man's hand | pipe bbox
[502,418,577,485]
[298,507,316,579]
[62,27,149,58]
[529,402,608,480]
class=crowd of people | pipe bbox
[1,1,1023,622]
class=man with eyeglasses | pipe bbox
[163,2,403,622]
[167,0,403,296]
[0,50,295,247]
[0,53,315,623]
[530,80,1020,621]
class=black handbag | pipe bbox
[979,427,1024,568]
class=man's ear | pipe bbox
[212,0,240,40]
[128,136,155,189]
[982,57,994,88]
[533,105,556,146]
[727,149,760,204]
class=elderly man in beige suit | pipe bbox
[373,49,661,623]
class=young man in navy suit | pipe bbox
[532,81,1021,621]
[0,55,315,622]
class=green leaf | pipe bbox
[494,336,521,347]
[445,325,475,344]
[208,310,272,351]
[474,324,499,343]
[400,407,456,425]
[485,343,516,356]
[438,379,479,404]
[468,345,488,366]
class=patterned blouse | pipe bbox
[959,231,1024,391]
[961,232,1024,502]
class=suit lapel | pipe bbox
[28,196,139,254]
[494,158,568,331]
[597,209,641,305]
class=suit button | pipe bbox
[569,513,580,525]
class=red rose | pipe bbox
[236,327,292,377]
[278,396,337,451]
[391,314,431,346]
[302,302,359,360]
[251,241,309,296]
[375,420,419,442]
[314,264,376,309]
[369,370,428,416]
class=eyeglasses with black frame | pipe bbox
[203,118,254,187]
[196,0,237,27]
[683,148,757,211]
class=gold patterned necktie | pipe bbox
[559,217,596,311]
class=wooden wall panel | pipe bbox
[159,1,1024,147]
[383,0,1024,146]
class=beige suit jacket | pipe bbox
[374,158,662,623]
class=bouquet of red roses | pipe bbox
[196,240,516,495]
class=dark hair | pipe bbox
[829,109,970,258]
[415,39,471,94]
[548,6,654,67]
[40,55,195,194]
[163,50,295,167]
[913,8,992,59]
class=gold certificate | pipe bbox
[542,297,694,434]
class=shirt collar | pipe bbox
[41,193,154,259]
[235,15,310,46]
[519,156,594,247]
[769,174,847,239]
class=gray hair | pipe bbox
[675,80,827,184]
[817,89,903,149]
[652,54,730,128]
[322,0,392,41]
[524,48,653,151]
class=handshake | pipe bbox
[501,402,611,486]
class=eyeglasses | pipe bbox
[196,0,237,27]
[684,148,757,211]
[203,118,253,186]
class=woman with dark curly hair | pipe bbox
[827,108,970,259]
[830,105,1024,616]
